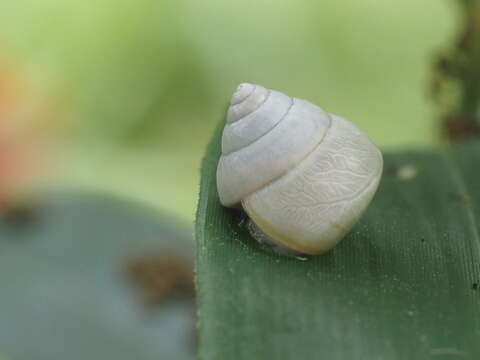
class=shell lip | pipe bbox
[242,200,333,255]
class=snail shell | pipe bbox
[217,83,383,255]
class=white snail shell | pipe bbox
[216,83,383,255]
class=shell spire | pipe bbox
[218,83,332,207]
[230,83,256,106]
[227,83,269,123]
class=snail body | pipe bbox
[217,83,383,255]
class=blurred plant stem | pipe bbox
[433,0,480,140]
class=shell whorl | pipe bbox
[227,83,269,123]
[217,83,332,207]
[223,84,293,154]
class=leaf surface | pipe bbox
[0,192,194,360]
[196,125,480,359]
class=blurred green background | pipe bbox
[0,0,456,222]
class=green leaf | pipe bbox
[196,125,480,359]
[0,191,194,360]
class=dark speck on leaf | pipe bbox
[384,165,398,177]
[449,192,470,205]
[1,203,38,230]
[472,282,478,290]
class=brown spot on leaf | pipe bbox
[1,202,38,229]
[126,254,194,307]
[449,192,470,205]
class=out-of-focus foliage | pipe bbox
[0,55,61,208]
[432,1,480,140]
[0,191,194,360]
[0,0,455,220]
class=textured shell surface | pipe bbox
[217,83,383,255]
